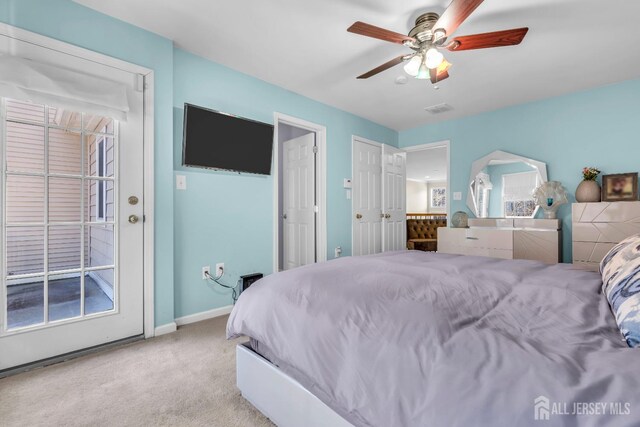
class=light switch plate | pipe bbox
[453,192,462,201]
[176,175,187,190]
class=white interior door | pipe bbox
[382,145,406,251]
[0,39,144,370]
[282,133,315,270]
[352,139,382,256]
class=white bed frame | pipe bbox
[236,344,354,427]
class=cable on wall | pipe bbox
[204,267,241,304]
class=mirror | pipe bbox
[467,150,547,218]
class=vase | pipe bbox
[575,180,601,203]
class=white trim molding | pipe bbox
[154,322,177,337]
[273,112,327,273]
[174,305,234,327]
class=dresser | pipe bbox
[572,202,640,271]
[438,218,562,263]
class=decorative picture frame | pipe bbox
[602,173,638,202]
[431,187,446,208]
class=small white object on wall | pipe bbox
[176,174,187,190]
[453,192,462,201]
[343,178,352,189]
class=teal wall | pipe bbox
[399,79,640,262]
[4,0,640,324]
[172,49,397,318]
[0,0,177,326]
[0,0,397,324]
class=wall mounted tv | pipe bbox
[182,103,274,175]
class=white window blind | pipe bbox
[503,171,538,201]
[0,55,130,121]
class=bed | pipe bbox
[227,251,639,427]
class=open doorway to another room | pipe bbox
[405,142,449,252]
[273,114,327,272]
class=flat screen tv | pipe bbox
[182,103,274,175]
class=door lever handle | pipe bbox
[356,213,362,219]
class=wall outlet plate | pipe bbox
[202,266,210,280]
[216,263,224,277]
[453,192,462,201]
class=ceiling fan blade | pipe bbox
[357,55,406,79]
[447,27,529,51]
[434,0,484,37]
[348,21,416,45]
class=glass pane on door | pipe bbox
[3,99,118,332]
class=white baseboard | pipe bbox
[175,305,234,327]
[154,322,177,337]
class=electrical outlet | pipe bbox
[216,263,224,277]
[202,266,210,280]
[334,247,342,258]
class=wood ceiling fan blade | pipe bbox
[348,21,416,45]
[434,0,485,37]
[357,55,406,79]
[447,27,529,51]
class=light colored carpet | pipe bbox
[0,315,274,427]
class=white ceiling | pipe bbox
[74,0,640,131]
[406,147,447,182]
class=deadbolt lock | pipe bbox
[128,196,139,205]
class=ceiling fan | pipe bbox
[347,0,528,84]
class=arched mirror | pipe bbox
[467,150,547,218]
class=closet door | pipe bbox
[382,145,406,251]
[352,139,382,256]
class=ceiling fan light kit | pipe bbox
[347,0,529,84]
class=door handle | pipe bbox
[380,213,385,218]
[128,215,139,224]
[356,213,362,219]
[385,214,391,219]
[282,213,287,220]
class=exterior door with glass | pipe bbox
[0,42,145,370]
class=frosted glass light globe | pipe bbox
[425,48,444,69]
[403,55,422,77]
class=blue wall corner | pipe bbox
[399,79,640,262]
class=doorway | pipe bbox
[405,143,449,218]
[273,114,326,272]
[0,26,152,371]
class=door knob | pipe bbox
[385,214,391,219]
[356,213,362,219]
[282,213,287,220]
[128,215,139,224]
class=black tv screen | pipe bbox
[182,104,274,175]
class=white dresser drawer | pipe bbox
[463,228,513,250]
[572,241,616,264]
[438,228,513,258]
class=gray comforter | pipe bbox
[227,251,640,427]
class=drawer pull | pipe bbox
[466,237,479,240]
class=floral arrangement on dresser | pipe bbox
[576,166,602,203]
[582,167,601,181]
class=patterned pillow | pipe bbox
[600,234,640,347]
